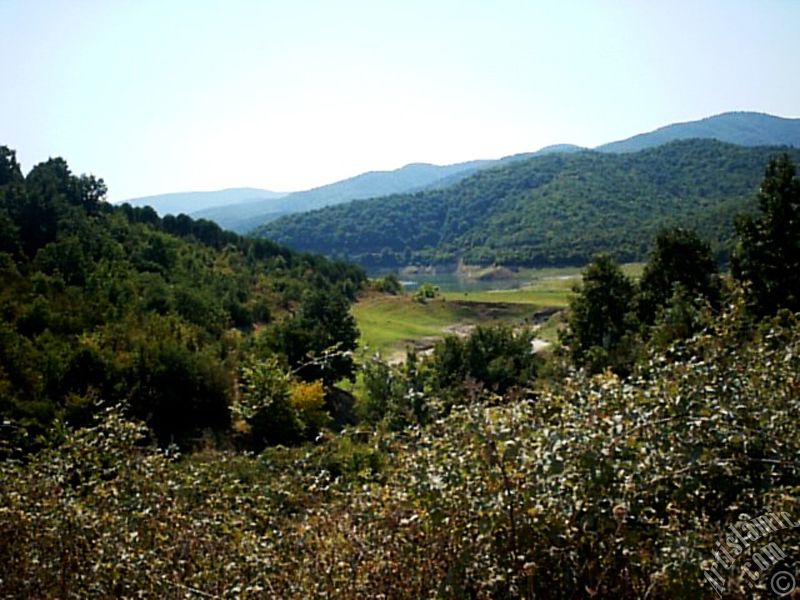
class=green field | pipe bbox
[353,263,644,360]
[440,284,573,306]
[442,263,644,308]
[352,295,537,359]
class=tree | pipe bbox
[270,289,359,385]
[563,254,637,373]
[462,324,537,393]
[77,175,107,214]
[0,146,24,186]
[637,227,719,324]
[732,154,800,316]
[426,324,537,395]
[412,283,439,302]
[235,357,303,448]
[359,357,410,428]
[373,273,402,294]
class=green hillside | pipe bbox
[192,161,492,232]
[188,146,585,233]
[0,146,365,449]
[256,139,800,267]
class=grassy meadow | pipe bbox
[351,294,534,359]
[352,264,644,360]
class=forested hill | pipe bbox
[256,139,800,268]
[190,161,492,233]
[0,146,365,448]
[186,145,585,233]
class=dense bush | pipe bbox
[0,145,365,449]
[426,324,539,395]
[2,303,799,598]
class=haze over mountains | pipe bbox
[126,187,288,216]
[123,111,800,236]
[595,111,800,153]
[192,160,497,233]
[136,145,584,232]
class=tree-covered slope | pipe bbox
[596,111,800,153]
[192,161,492,233]
[256,139,800,268]
[188,146,586,233]
[0,146,365,448]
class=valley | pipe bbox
[353,294,545,364]
[6,1,800,595]
[3,137,800,599]
[351,263,643,363]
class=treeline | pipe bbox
[563,153,800,374]
[344,154,800,434]
[0,146,365,451]
[256,139,800,268]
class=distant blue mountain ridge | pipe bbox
[122,111,799,233]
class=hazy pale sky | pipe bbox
[1,0,798,201]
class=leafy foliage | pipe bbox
[562,254,638,373]
[2,304,799,598]
[412,282,440,302]
[427,324,539,396]
[637,227,720,325]
[367,273,403,295]
[0,145,365,448]
[733,153,800,316]
[267,288,360,386]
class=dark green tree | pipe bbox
[358,357,410,428]
[426,324,537,395]
[637,227,719,324]
[0,146,24,186]
[270,288,359,385]
[462,324,537,393]
[428,335,466,391]
[732,154,800,316]
[77,174,107,214]
[563,254,637,373]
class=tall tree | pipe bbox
[564,254,637,372]
[270,288,359,385]
[0,146,24,186]
[732,154,800,315]
[637,227,719,324]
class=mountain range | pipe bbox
[122,111,800,237]
[255,138,800,268]
[180,145,584,232]
[126,187,288,216]
[595,111,800,153]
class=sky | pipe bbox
[1,0,798,202]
